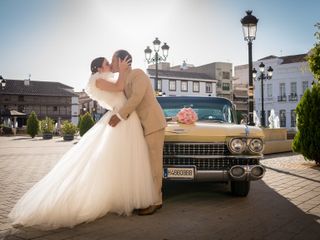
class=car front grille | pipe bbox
[164,142,229,156]
[163,142,260,170]
[164,157,259,170]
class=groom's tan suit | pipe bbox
[118,69,166,205]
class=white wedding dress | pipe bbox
[8,72,157,230]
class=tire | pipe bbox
[231,181,250,197]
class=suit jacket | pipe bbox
[118,69,166,136]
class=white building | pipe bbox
[147,66,217,97]
[234,53,316,129]
[169,61,233,100]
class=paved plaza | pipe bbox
[0,136,320,240]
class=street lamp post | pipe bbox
[144,38,169,92]
[0,75,7,125]
[0,75,6,90]
[252,62,273,127]
[241,10,259,126]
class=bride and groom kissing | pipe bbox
[8,50,167,230]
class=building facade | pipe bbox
[0,79,79,126]
[147,61,231,98]
[146,67,217,97]
[76,90,107,121]
[234,53,316,129]
[185,62,233,100]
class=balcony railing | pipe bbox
[288,94,298,102]
[278,95,287,102]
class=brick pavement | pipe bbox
[261,152,320,221]
[0,136,320,240]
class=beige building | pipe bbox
[156,61,233,100]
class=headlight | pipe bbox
[248,139,264,153]
[228,138,246,154]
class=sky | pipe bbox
[0,0,319,91]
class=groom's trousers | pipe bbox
[145,128,165,205]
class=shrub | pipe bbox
[27,111,39,138]
[61,120,78,135]
[79,112,95,136]
[293,23,320,164]
[293,83,320,164]
[40,117,54,134]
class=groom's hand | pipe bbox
[109,115,121,127]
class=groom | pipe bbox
[109,50,166,215]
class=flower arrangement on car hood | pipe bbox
[176,107,198,124]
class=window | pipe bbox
[280,110,286,127]
[291,110,296,127]
[289,82,298,101]
[302,81,308,93]
[54,106,58,112]
[222,72,230,79]
[169,80,176,91]
[280,83,286,97]
[206,82,212,93]
[18,105,25,113]
[157,79,162,91]
[181,81,188,92]
[267,84,272,98]
[222,83,230,91]
[18,95,24,102]
[290,82,297,95]
[193,81,200,92]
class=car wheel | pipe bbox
[231,181,250,197]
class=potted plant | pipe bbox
[61,120,78,141]
[40,117,54,139]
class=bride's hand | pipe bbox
[119,56,131,72]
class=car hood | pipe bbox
[165,122,264,142]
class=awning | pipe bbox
[10,110,27,116]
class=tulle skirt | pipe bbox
[8,111,157,229]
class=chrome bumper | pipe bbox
[163,164,266,182]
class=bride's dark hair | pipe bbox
[91,57,105,74]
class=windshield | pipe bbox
[157,97,236,123]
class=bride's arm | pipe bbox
[95,57,130,92]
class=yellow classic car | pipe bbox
[157,96,265,197]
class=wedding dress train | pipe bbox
[8,72,157,229]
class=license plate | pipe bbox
[164,167,194,179]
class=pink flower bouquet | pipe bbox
[176,107,198,125]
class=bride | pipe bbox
[8,56,157,230]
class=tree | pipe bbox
[27,111,39,138]
[79,112,95,136]
[308,23,320,81]
[293,23,320,164]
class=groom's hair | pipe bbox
[115,50,132,66]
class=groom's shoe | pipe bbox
[138,204,162,216]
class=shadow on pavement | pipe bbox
[2,181,320,240]
[263,151,300,159]
[10,137,32,141]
